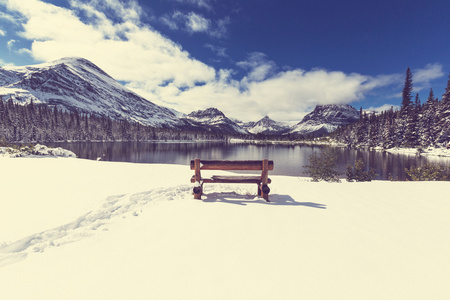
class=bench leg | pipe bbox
[193,183,203,199]
[257,183,270,202]
[261,184,270,202]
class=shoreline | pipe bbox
[228,138,450,158]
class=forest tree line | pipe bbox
[0,98,227,143]
[332,69,450,149]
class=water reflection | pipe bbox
[45,141,450,180]
[332,147,432,180]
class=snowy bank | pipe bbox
[0,144,76,158]
[1,157,450,300]
[385,146,450,158]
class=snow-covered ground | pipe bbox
[1,156,450,299]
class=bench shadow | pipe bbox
[202,192,326,209]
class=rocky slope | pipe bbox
[0,57,184,128]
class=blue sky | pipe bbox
[1,0,449,121]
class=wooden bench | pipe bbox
[190,159,274,202]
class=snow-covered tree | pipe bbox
[435,73,450,144]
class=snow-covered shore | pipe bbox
[229,138,450,158]
[385,146,450,158]
[1,157,450,299]
[0,144,76,158]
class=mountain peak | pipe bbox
[300,104,359,123]
[244,115,290,135]
[50,57,88,64]
[187,107,226,119]
[29,57,94,68]
[184,107,247,135]
[290,104,359,136]
[0,57,183,127]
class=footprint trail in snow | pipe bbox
[0,185,191,268]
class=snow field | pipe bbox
[0,157,449,299]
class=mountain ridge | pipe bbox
[0,57,184,128]
[1,57,361,137]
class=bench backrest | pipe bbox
[190,159,274,171]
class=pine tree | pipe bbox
[401,68,413,114]
[436,73,450,145]
[414,93,421,112]
[427,88,435,105]
[381,108,396,148]
[419,88,437,146]
[443,72,450,104]
[403,99,419,147]
[398,68,414,146]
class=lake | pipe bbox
[44,141,450,180]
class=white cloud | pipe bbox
[186,12,210,33]
[160,13,179,30]
[366,104,400,113]
[16,47,32,55]
[413,63,444,91]
[0,10,18,23]
[0,28,5,36]
[6,38,15,50]
[141,67,385,122]
[414,63,444,83]
[3,0,215,89]
[209,17,230,38]
[358,73,403,92]
[205,44,228,58]
[0,57,15,66]
[173,0,213,11]
[237,52,277,82]
[159,11,227,38]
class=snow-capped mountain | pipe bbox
[242,116,291,135]
[0,57,184,127]
[183,107,247,135]
[0,57,363,137]
[290,104,360,136]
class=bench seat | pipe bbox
[191,175,272,184]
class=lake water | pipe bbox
[45,141,450,180]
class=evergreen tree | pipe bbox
[419,89,437,146]
[414,93,421,112]
[436,73,450,144]
[400,68,418,147]
[381,108,396,148]
[0,99,231,143]
[443,72,450,104]
[427,88,435,105]
[401,68,413,114]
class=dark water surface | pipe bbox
[45,141,450,180]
